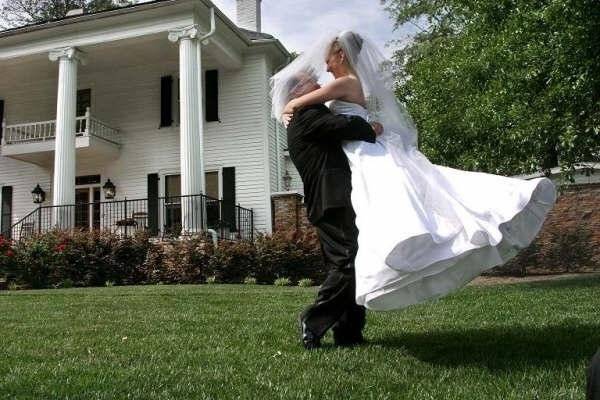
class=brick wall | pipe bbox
[273,183,600,276]
[271,192,315,238]
[487,183,600,275]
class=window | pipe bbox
[160,75,173,128]
[76,88,91,116]
[205,171,219,199]
[205,70,219,122]
[164,172,220,198]
[165,175,181,198]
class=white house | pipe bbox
[0,0,291,240]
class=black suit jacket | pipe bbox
[286,104,377,224]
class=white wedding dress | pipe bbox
[329,99,557,311]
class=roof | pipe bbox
[512,162,599,180]
[0,0,281,45]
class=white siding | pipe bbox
[0,52,274,233]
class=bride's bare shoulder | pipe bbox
[333,76,366,105]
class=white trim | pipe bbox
[262,71,273,234]
[275,119,281,192]
[1,14,196,61]
[512,162,600,180]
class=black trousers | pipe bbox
[300,206,366,339]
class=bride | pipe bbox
[270,30,557,311]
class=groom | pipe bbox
[283,71,381,349]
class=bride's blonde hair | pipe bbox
[328,31,364,75]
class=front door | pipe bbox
[75,187,101,230]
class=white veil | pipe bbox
[270,29,418,149]
[271,29,476,246]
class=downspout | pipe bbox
[275,121,281,191]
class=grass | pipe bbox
[1,275,599,399]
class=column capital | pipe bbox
[48,47,87,66]
[168,24,201,43]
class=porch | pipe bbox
[1,107,120,167]
[2,193,254,242]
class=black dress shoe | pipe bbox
[298,319,321,350]
[333,331,365,347]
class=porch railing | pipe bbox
[1,107,120,146]
[1,194,254,243]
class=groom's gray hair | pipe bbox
[285,70,319,101]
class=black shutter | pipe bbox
[205,70,219,122]
[0,99,4,144]
[222,167,236,231]
[147,174,159,236]
[1,186,13,238]
[160,75,173,128]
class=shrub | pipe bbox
[152,236,214,284]
[53,278,74,289]
[274,277,292,287]
[254,232,325,284]
[208,240,256,284]
[12,231,61,289]
[5,229,329,288]
[298,278,314,287]
[243,276,257,285]
[0,235,16,280]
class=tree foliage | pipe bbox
[384,0,600,176]
[0,0,133,30]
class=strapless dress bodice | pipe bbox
[328,100,370,120]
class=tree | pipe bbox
[0,0,134,31]
[383,0,600,177]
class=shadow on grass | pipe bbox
[372,275,600,370]
[376,324,600,370]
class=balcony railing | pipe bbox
[1,194,254,243]
[1,107,120,146]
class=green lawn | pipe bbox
[1,275,599,399]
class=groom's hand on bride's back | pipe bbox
[371,122,384,137]
[282,112,293,128]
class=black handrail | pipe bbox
[4,193,254,242]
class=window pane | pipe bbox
[205,171,219,199]
[165,175,181,197]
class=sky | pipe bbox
[204,0,416,57]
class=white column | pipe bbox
[48,47,86,230]
[168,25,204,234]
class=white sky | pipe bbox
[205,0,416,57]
